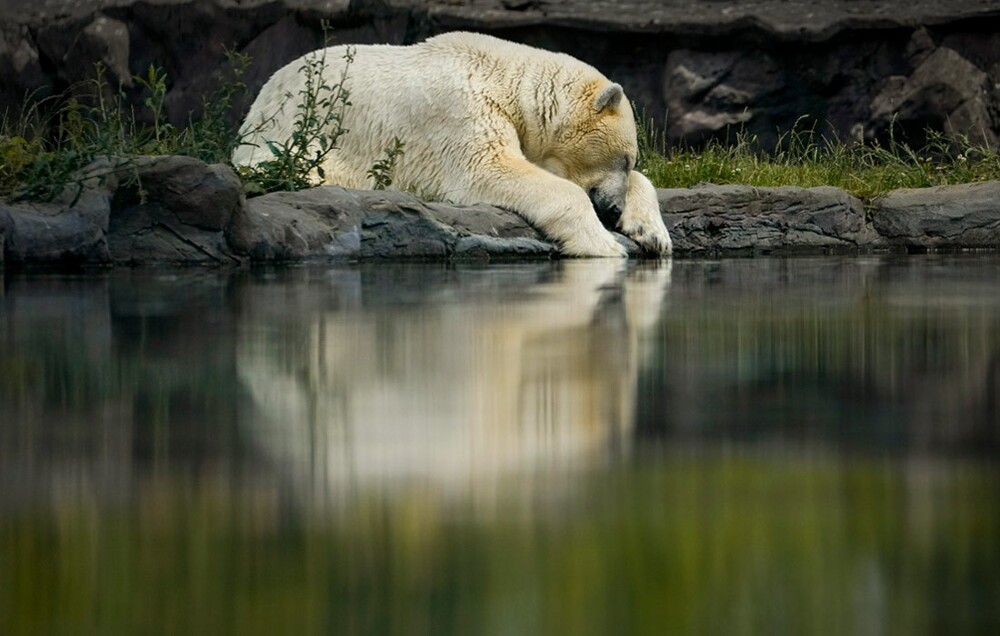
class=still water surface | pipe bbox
[2,256,999,634]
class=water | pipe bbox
[1,256,998,635]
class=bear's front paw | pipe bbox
[619,215,673,256]
[621,171,672,256]
[562,227,628,258]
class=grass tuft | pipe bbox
[1,52,252,202]
[637,117,1000,200]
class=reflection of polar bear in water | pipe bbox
[233,32,671,258]
[237,261,671,501]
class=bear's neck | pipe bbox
[508,65,590,161]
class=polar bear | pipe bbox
[232,32,672,257]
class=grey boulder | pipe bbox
[0,186,112,264]
[871,181,1000,249]
[660,184,881,255]
[229,186,557,261]
[107,156,245,264]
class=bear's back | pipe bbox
[421,32,601,80]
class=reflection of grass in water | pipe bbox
[2,457,997,635]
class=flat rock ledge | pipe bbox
[3,156,1000,266]
[660,184,882,256]
[871,182,1000,250]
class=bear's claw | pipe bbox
[619,218,672,256]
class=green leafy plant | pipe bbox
[133,65,175,150]
[367,137,405,190]
[238,45,354,196]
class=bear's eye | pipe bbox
[618,155,630,173]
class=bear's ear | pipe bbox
[594,83,624,113]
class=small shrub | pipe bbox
[238,46,354,196]
[133,65,175,151]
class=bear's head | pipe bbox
[538,81,639,229]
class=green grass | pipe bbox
[638,118,1000,201]
[0,55,253,202]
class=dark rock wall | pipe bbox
[2,0,1000,148]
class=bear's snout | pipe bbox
[589,188,624,229]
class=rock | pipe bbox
[871,181,1000,250]
[662,49,784,146]
[659,184,880,255]
[34,13,132,96]
[107,156,244,264]
[361,207,457,259]
[227,186,368,261]
[426,199,544,241]
[940,30,1000,74]
[869,47,996,147]
[359,193,557,260]
[122,2,280,127]
[906,27,937,68]
[4,152,1000,264]
[453,234,557,259]
[0,187,112,264]
[238,15,320,116]
[81,15,132,87]
[231,186,556,261]
[0,155,242,265]
[0,23,51,108]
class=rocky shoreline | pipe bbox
[2,155,999,266]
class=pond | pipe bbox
[1,256,999,634]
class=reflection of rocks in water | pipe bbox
[0,275,127,510]
[637,257,1000,454]
[237,261,672,501]
[0,272,246,512]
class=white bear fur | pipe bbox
[233,32,672,257]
